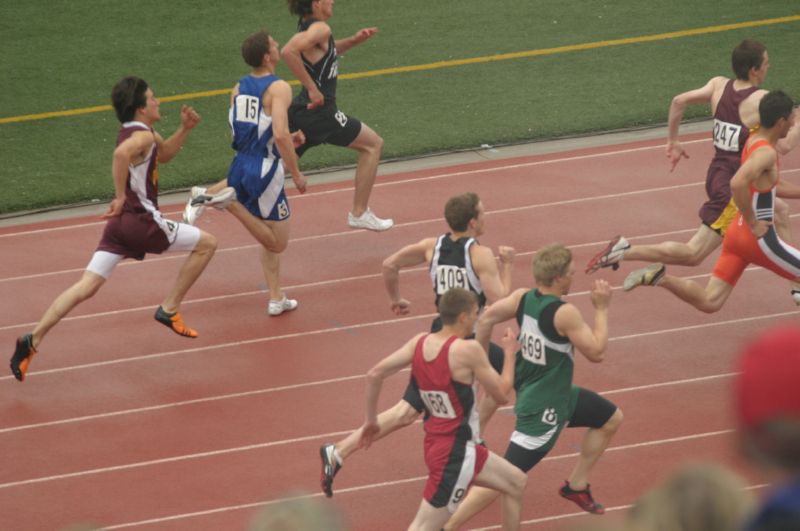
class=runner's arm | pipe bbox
[158,105,200,163]
[555,280,610,363]
[666,77,723,170]
[335,27,378,54]
[731,148,776,233]
[776,108,800,154]
[471,245,515,304]
[281,23,330,108]
[269,80,306,192]
[462,338,514,405]
[364,334,421,424]
[382,238,436,315]
[475,288,525,352]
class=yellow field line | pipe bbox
[2,14,798,125]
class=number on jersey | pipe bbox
[713,119,742,152]
[541,407,558,426]
[235,95,260,125]
[420,390,457,419]
[435,265,468,295]
[520,331,546,366]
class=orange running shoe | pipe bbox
[154,306,198,338]
[10,333,37,382]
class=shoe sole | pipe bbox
[559,488,605,515]
[623,263,665,291]
[154,307,198,338]
[585,236,627,273]
[348,222,394,232]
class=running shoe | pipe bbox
[268,295,298,316]
[154,306,198,338]
[347,208,394,231]
[197,186,236,209]
[792,289,800,306]
[585,236,630,273]
[623,263,666,292]
[182,186,207,225]
[182,186,236,225]
[559,480,605,515]
[10,333,36,382]
[320,443,342,498]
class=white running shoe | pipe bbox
[347,208,394,231]
[268,295,298,316]
[182,186,207,225]
[182,187,237,225]
[623,263,666,292]
[585,236,630,273]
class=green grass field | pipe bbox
[1,1,798,214]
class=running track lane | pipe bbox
[0,132,798,529]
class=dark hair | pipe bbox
[444,192,481,232]
[731,39,766,80]
[759,90,794,129]
[287,0,314,16]
[111,77,148,123]
[438,288,478,325]
[242,30,272,68]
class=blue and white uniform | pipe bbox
[227,74,290,221]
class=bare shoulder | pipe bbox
[306,20,332,40]
[268,79,292,95]
[451,338,483,363]
[553,301,582,330]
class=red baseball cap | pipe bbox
[734,325,800,430]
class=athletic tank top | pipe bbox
[412,335,480,441]
[429,234,486,309]
[711,80,759,170]
[513,290,574,425]
[741,138,779,222]
[117,122,159,213]
[229,74,280,160]
[294,17,338,105]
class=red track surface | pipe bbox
[1,132,799,530]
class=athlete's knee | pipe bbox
[697,297,725,314]
[269,236,289,254]
[603,408,624,434]
[373,133,384,153]
[76,273,105,300]
[196,231,218,253]
[507,466,527,496]
[683,252,708,267]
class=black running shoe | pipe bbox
[320,443,342,497]
[10,333,37,382]
[559,480,605,514]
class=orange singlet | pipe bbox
[711,139,800,285]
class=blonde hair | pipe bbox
[628,462,755,531]
[533,244,572,286]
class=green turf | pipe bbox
[1,0,798,214]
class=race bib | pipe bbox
[235,95,260,125]
[520,330,547,366]
[712,119,742,152]
[420,390,457,419]
[435,265,468,295]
